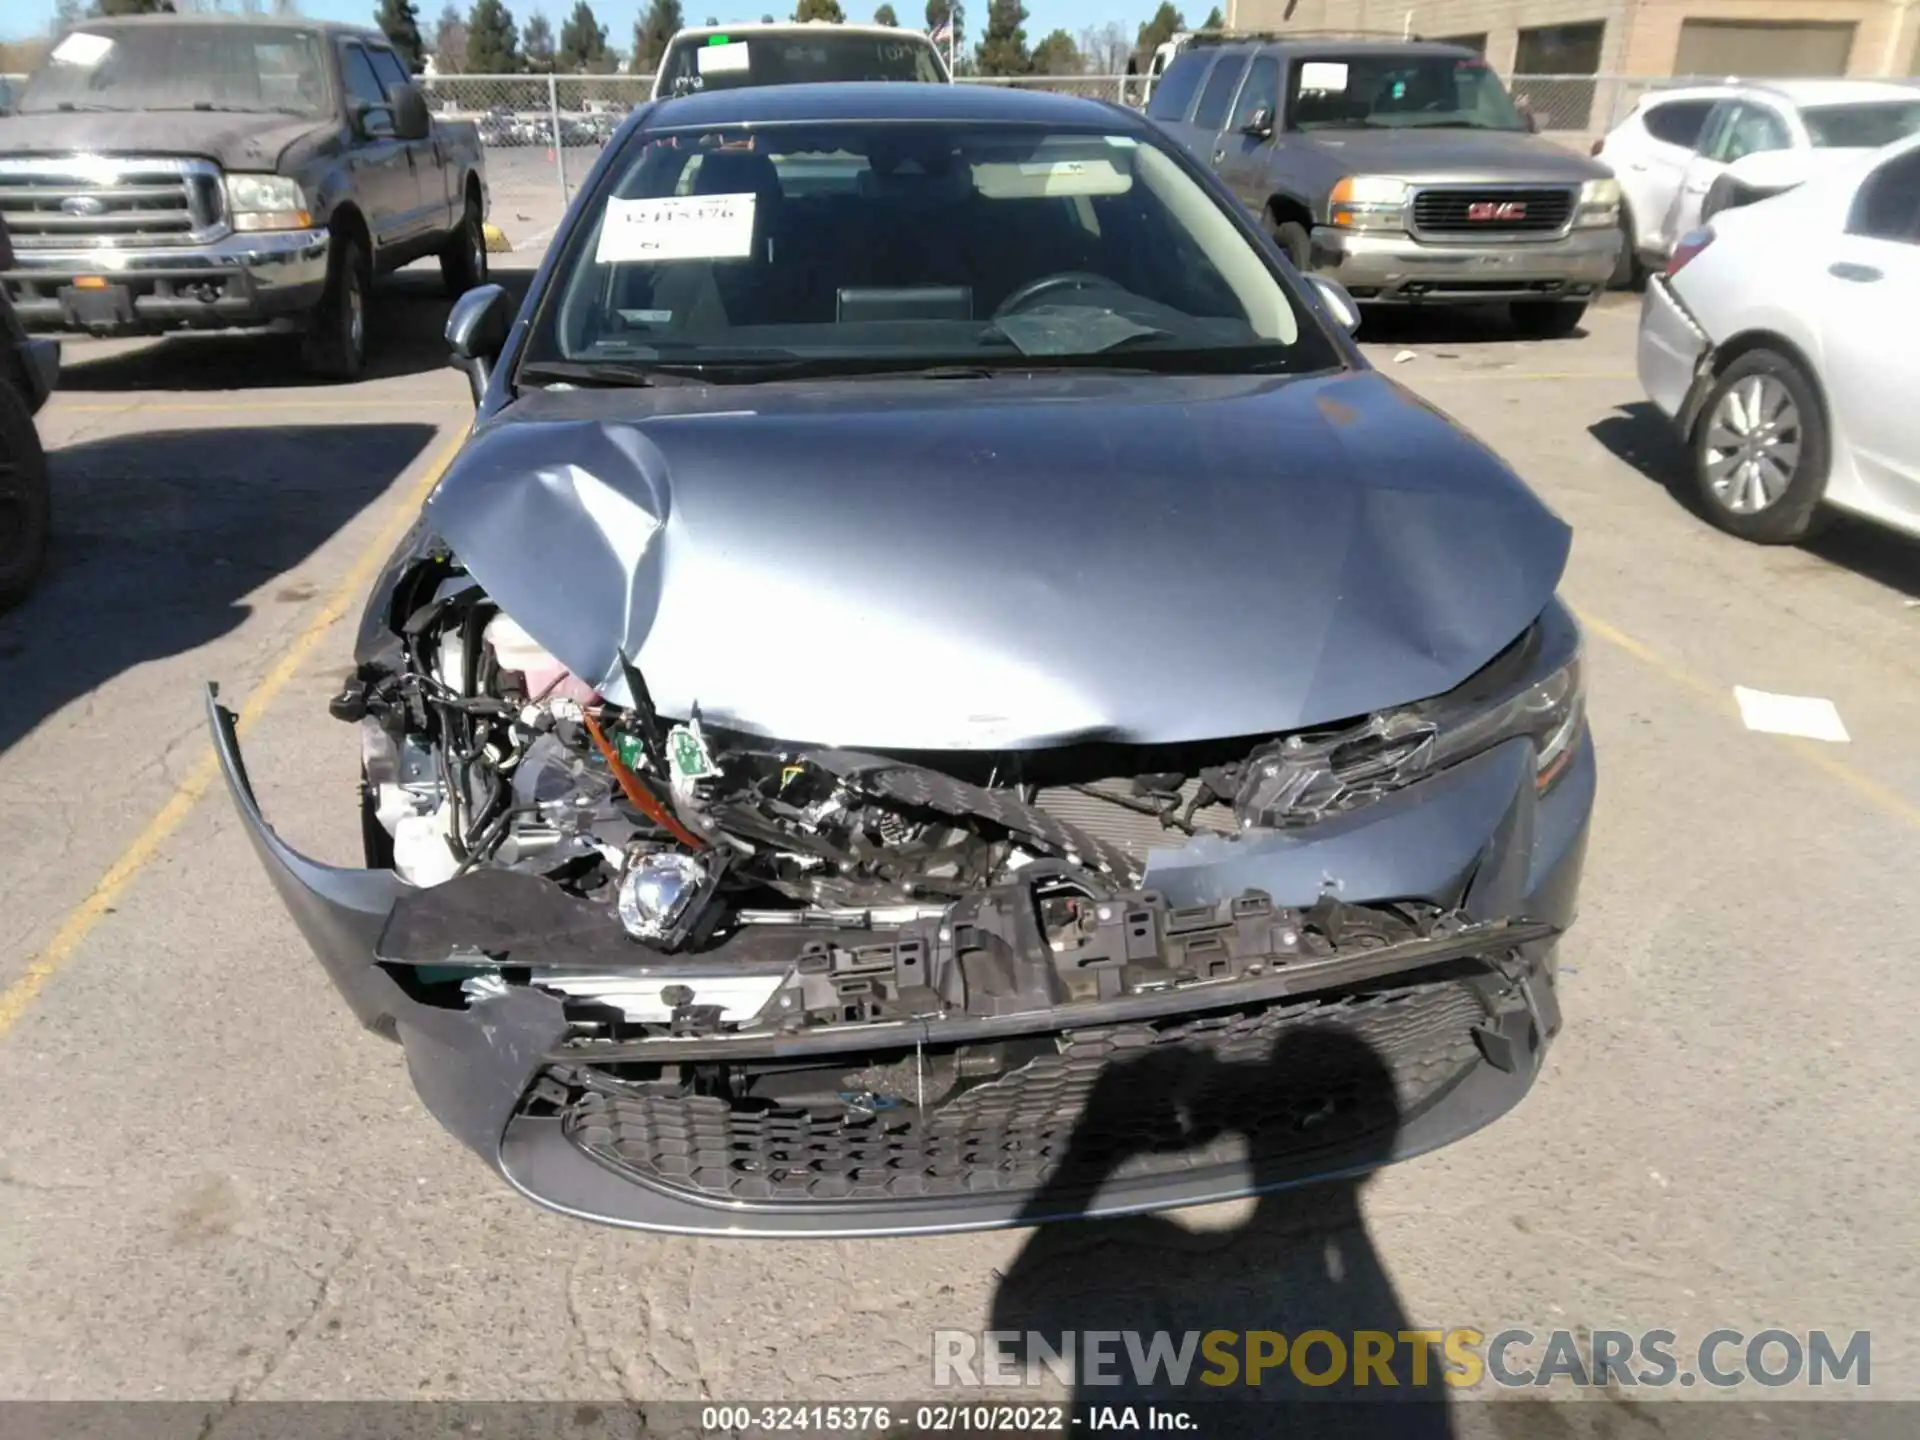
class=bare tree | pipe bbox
[1076,20,1128,73]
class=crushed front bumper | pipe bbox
[209,685,1593,1237]
[4,229,330,336]
[1637,275,1713,430]
[1310,225,1619,304]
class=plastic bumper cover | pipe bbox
[4,228,330,334]
[208,685,1594,1237]
[1310,225,1620,303]
[1637,275,1712,428]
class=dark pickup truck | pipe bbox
[0,15,489,379]
[1150,36,1622,337]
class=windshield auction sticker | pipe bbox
[696,40,752,74]
[51,31,114,66]
[595,193,757,264]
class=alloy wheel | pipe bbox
[1702,374,1801,514]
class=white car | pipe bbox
[650,22,948,101]
[1636,134,1920,544]
[1598,80,1920,279]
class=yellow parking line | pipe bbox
[0,425,469,1041]
[1575,607,1920,830]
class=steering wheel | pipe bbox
[994,271,1113,317]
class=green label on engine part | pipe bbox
[614,732,648,772]
[667,723,720,780]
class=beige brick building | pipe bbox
[1224,0,1920,79]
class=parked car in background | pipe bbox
[1637,134,1920,544]
[1602,80,1920,279]
[211,82,1592,1237]
[1148,36,1622,337]
[0,15,490,380]
[650,22,949,100]
[0,216,58,608]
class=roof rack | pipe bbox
[1188,28,1430,46]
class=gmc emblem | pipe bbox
[1467,200,1529,222]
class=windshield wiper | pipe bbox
[517,359,707,389]
[52,102,133,112]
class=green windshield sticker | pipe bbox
[708,34,731,44]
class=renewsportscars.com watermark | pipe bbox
[933,1328,1871,1391]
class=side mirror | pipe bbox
[447,283,512,405]
[1308,274,1361,335]
[353,101,396,140]
[1240,105,1275,140]
[1722,147,1814,193]
[391,82,432,141]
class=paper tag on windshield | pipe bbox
[697,41,751,74]
[1298,61,1349,92]
[596,193,757,264]
[52,31,114,67]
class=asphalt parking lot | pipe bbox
[3,269,1917,1414]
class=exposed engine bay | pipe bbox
[334,550,1562,1089]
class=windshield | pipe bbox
[524,120,1331,382]
[22,24,329,116]
[656,33,945,97]
[1802,101,1920,149]
[1290,53,1527,132]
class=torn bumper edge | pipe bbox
[206,683,1594,1237]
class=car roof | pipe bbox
[668,22,936,44]
[67,13,387,41]
[1183,38,1480,59]
[1728,78,1920,108]
[645,79,1137,129]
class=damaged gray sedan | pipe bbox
[210,82,1593,1236]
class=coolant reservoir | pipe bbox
[484,613,595,702]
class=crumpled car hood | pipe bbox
[424,369,1569,749]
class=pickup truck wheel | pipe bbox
[440,198,488,298]
[0,378,52,609]
[1509,299,1587,340]
[1267,218,1311,271]
[303,235,369,382]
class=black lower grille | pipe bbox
[1411,187,1575,235]
[557,981,1488,1208]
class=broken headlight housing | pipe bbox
[1236,604,1586,827]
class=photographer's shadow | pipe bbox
[989,1023,1454,1439]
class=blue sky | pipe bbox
[4,0,1174,56]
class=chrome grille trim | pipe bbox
[0,155,229,251]
[1407,183,1578,242]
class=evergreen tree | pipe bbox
[523,10,554,69]
[1029,27,1078,73]
[972,0,1026,75]
[464,0,522,72]
[375,0,427,71]
[793,0,843,19]
[555,0,609,70]
[873,2,896,22]
[1134,2,1183,60]
[629,0,680,73]
[1200,5,1222,28]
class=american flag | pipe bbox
[929,19,953,45]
